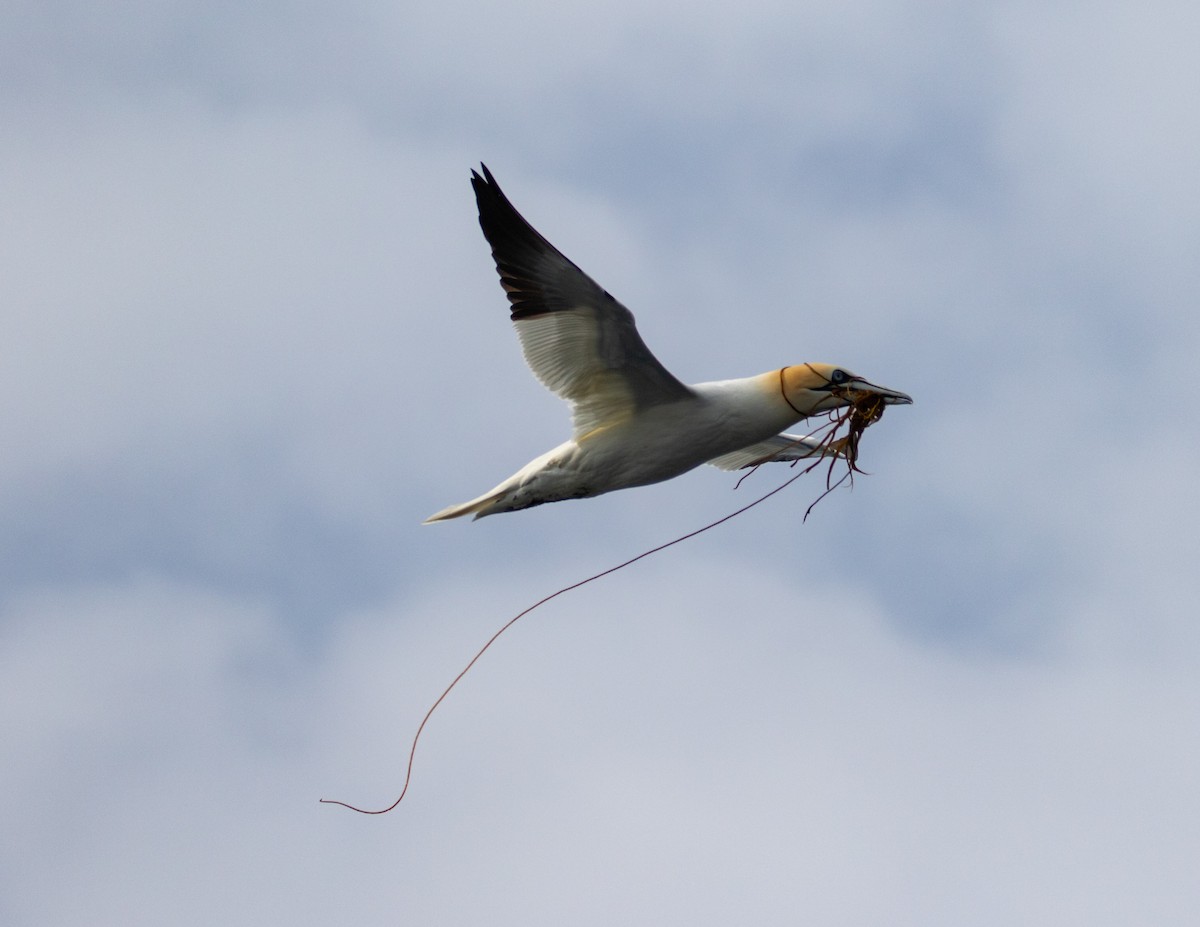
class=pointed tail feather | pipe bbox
[422,490,505,524]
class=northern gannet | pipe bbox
[425,165,912,523]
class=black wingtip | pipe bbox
[470,164,530,244]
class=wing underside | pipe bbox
[707,433,835,471]
[471,165,694,436]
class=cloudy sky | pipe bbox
[3,1,1198,923]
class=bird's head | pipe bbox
[780,363,913,417]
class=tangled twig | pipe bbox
[737,389,890,520]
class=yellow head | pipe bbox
[780,363,913,418]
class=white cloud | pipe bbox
[3,563,1197,924]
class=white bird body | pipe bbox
[431,373,802,520]
[425,167,911,523]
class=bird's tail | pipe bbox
[422,489,506,524]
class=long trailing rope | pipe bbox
[321,384,883,815]
[319,463,817,814]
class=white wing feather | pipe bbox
[707,433,834,470]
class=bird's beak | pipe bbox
[850,379,913,406]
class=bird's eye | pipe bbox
[830,369,848,384]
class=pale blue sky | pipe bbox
[2,1,1198,923]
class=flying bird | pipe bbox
[425,165,911,523]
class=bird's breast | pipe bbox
[572,382,795,489]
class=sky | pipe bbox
[2,1,1199,923]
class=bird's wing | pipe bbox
[707,433,837,471]
[472,165,694,439]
